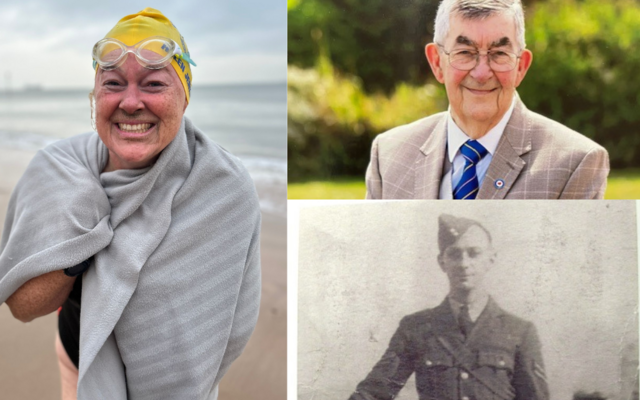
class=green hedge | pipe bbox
[288,64,446,181]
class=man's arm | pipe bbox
[365,137,382,199]
[5,270,76,322]
[348,317,416,400]
[512,322,549,400]
[560,146,609,199]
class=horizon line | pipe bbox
[0,80,287,93]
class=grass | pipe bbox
[288,179,366,199]
[288,170,640,199]
[605,169,640,199]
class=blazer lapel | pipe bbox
[478,97,532,199]
[415,115,448,199]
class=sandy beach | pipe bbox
[0,147,286,400]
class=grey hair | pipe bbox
[433,0,526,51]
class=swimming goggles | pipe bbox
[92,36,197,70]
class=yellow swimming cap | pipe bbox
[101,8,194,103]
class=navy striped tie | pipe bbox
[453,140,488,200]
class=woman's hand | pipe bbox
[5,270,76,322]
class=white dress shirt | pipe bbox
[439,96,516,199]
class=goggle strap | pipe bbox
[177,53,197,67]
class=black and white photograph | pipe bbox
[296,201,639,400]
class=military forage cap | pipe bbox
[438,214,489,253]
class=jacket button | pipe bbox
[462,396,470,400]
[460,371,469,380]
[499,360,506,366]
[425,360,432,366]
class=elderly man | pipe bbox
[1,8,260,400]
[365,0,609,199]
[348,214,549,400]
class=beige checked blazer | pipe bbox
[365,97,610,199]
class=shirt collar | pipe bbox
[446,95,516,162]
[448,294,489,322]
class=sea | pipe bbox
[0,83,286,218]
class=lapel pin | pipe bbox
[494,179,505,189]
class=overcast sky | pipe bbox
[0,0,286,90]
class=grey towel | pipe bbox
[0,117,261,399]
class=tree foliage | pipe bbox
[519,0,640,168]
[288,0,439,94]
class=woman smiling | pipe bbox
[0,8,261,400]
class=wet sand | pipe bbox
[0,147,286,400]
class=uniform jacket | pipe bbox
[365,96,609,199]
[349,298,549,400]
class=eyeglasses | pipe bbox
[92,36,197,71]
[437,44,520,72]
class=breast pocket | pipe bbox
[416,349,456,400]
[474,350,516,400]
[477,350,514,372]
[423,349,454,369]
